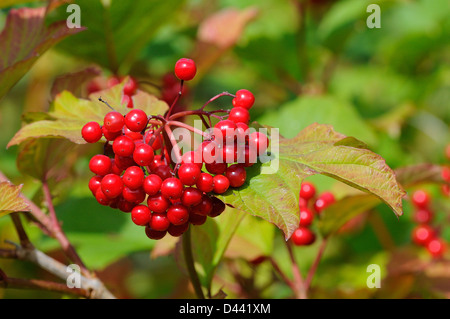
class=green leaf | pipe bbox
[221,123,406,239]
[46,0,185,72]
[0,181,30,218]
[7,80,168,147]
[0,6,85,99]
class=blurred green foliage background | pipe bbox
[0,0,449,299]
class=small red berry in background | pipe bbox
[291,227,316,246]
[174,58,197,81]
[300,181,316,201]
[426,238,446,258]
[411,224,435,246]
[411,189,430,208]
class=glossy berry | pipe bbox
[181,150,203,169]
[95,187,111,206]
[291,227,316,246]
[300,182,316,201]
[248,131,269,155]
[196,173,214,193]
[209,196,226,217]
[161,177,184,199]
[167,203,189,225]
[103,111,124,132]
[228,107,250,125]
[81,122,102,143]
[133,143,154,166]
[113,135,135,157]
[221,143,238,164]
[122,187,146,204]
[131,205,152,226]
[149,213,170,232]
[411,224,435,246]
[174,58,197,81]
[89,155,112,176]
[189,212,207,226]
[117,198,136,213]
[232,89,255,110]
[145,226,166,240]
[123,77,138,96]
[153,165,173,181]
[101,174,124,199]
[427,238,446,258]
[191,195,213,216]
[114,155,136,170]
[102,126,122,141]
[411,190,431,208]
[213,175,230,194]
[299,207,314,227]
[125,109,147,132]
[123,166,145,190]
[178,163,201,186]
[214,120,237,143]
[198,141,218,164]
[168,222,189,237]
[205,161,227,175]
[225,164,246,188]
[88,175,103,194]
[147,193,171,213]
[143,174,163,196]
[181,187,203,207]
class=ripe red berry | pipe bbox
[95,187,111,206]
[214,120,237,143]
[426,238,446,258]
[145,226,167,240]
[133,143,154,166]
[88,175,103,194]
[189,212,207,226]
[221,143,238,164]
[168,222,189,237]
[125,109,147,132]
[123,77,138,96]
[117,198,136,212]
[209,196,226,217]
[228,107,250,125]
[143,174,163,196]
[198,141,218,164]
[149,212,170,232]
[181,150,203,169]
[191,195,213,216]
[114,155,136,170]
[103,111,124,132]
[174,58,197,81]
[161,177,184,199]
[413,209,433,224]
[411,190,431,208]
[181,187,203,207]
[196,172,214,193]
[232,89,255,110]
[131,205,152,226]
[205,161,227,175]
[299,207,314,227]
[123,166,145,190]
[113,135,135,157]
[213,175,230,194]
[225,164,246,188]
[81,122,102,143]
[300,181,316,201]
[89,155,112,176]
[153,165,173,181]
[248,131,269,155]
[314,192,335,213]
[147,193,171,213]
[102,126,122,141]
[101,174,124,199]
[412,224,435,246]
[178,163,201,186]
[291,227,316,246]
[122,187,146,204]
[167,203,189,225]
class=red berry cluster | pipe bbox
[410,189,446,258]
[291,181,336,246]
[81,58,270,241]
[87,75,138,109]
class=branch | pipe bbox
[285,240,307,299]
[304,239,327,292]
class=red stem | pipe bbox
[304,239,327,292]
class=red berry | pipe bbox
[113,135,135,157]
[314,192,335,213]
[174,58,197,81]
[81,122,102,143]
[110,158,123,175]
[133,143,154,166]
[143,174,163,196]
[131,205,152,226]
[101,174,124,199]
[181,150,203,169]
[89,155,112,176]
[198,141,218,164]
[189,212,207,226]
[117,197,136,212]
[412,224,435,246]
[196,173,214,193]
[205,161,227,175]
[123,166,145,190]
[248,131,269,155]
[221,143,238,164]
[153,165,173,180]
[147,193,171,213]
[123,77,138,96]
[232,89,255,110]
[88,175,103,194]
[178,163,201,186]
[413,209,433,224]
[121,94,133,108]
[300,182,316,201]
[214,120,237,143]
[125,109,147,132]
[103,111,124,132]
[225,164,246,188]
[124,126,143,141]
[411,190,431,208]
[426,238,446,258]
[228,107,250,125]
[291,227,316,246]
[122,187,146,204]
[299,207,314,227]
[102,126,122,141]
[209,196,226,217]
[95,187,111,206]
[192,195,213,216]
[168,222,189,237]
[149,212,170,231]
[167,203,189,225]
[114,155,136,170]
[161,177,184,199]
[181,187,203,207]
[145,226,166,240]
[212,175,230,194]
